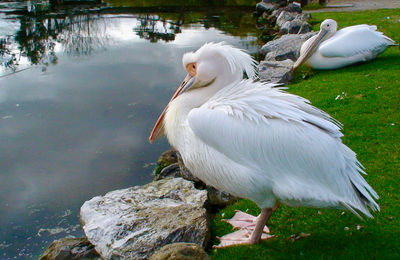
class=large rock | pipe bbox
[255,1,279,15]
[280,18,312,34]
[258,60,294,84]
[154,150,238,207]
[176,151,202,184]
[206,186,238,207]
[276,11,311,34]
[281,2,302,13]
[39,237,101,260]
[149,243,210,260]
[80,178,209,260]
[260,31,317,61]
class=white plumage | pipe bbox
[294,19,396,70]
[149,42,379,247]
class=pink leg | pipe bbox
[249,208,273,243]
[222,210,270,233]
[214,208,274,248]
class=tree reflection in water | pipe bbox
[0,0,257,75]
[135,14,182,43]
[1,4,112,73]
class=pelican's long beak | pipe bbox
[293,29,329,70]
[148,74,196,143]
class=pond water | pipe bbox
[0,0,260,258]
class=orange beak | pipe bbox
[148,73,195,143]
[293,29,328,70]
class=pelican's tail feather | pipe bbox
[383,35,397,45]
[341,146,380,219]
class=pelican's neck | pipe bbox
[164,76,237,149]
[173,73,239,114]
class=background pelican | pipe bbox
[149,42,379,248]
[293,19,397,70]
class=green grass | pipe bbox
[303,3,324,11]
[208,9,400,259]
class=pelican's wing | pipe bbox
[319,26,395,58]
[188,80,378,217]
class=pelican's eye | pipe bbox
[327,24,330,27]
[186,62,197,76]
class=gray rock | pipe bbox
[276,11,311,34]
[149,243,210,260]
[270,8,283,20]
[154,163,181,181]
[296,21,312,34]
[154,149,200,183]
[39,237,101,260]
[176,151,202,184]
[256,2,279,15]
[155,148,178,170]
[298,13,312,21]
[154,150,237,207]
[276,11,296,28]
[280,18,312,34]
[281,2,302,13]
[80,178,209,260]
[260,31,317,61]
[206,186,238,207]
[258,60,294,84]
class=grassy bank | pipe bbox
[209,9,400,259]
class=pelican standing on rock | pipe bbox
[293,19,397,70]
[149,42,379,248]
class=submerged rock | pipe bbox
[149,243,210,260]
[260,31,317,61]
[39,237,101,260]
[80,178,209,260]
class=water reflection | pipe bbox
[135,15,182,42]
[0,1,259,259]
[1,0,257,75]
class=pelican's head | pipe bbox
[148,42,257,143]
[293,19,337,70]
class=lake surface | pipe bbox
[0,0,260,258]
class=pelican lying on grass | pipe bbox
[149,42,379,248]
[293,19,397,70]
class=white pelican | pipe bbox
[293,19,397,70]
[149,42,379,248]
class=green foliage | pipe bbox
[209,9,400,259]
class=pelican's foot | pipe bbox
[213,229,274,248]
[214,210,274,248]
[222,210,270,233]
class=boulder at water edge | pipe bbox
[260,31,317,61]
[80,178,209,259]
[149,243,210,260]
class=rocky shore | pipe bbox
[40,1,318,259]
